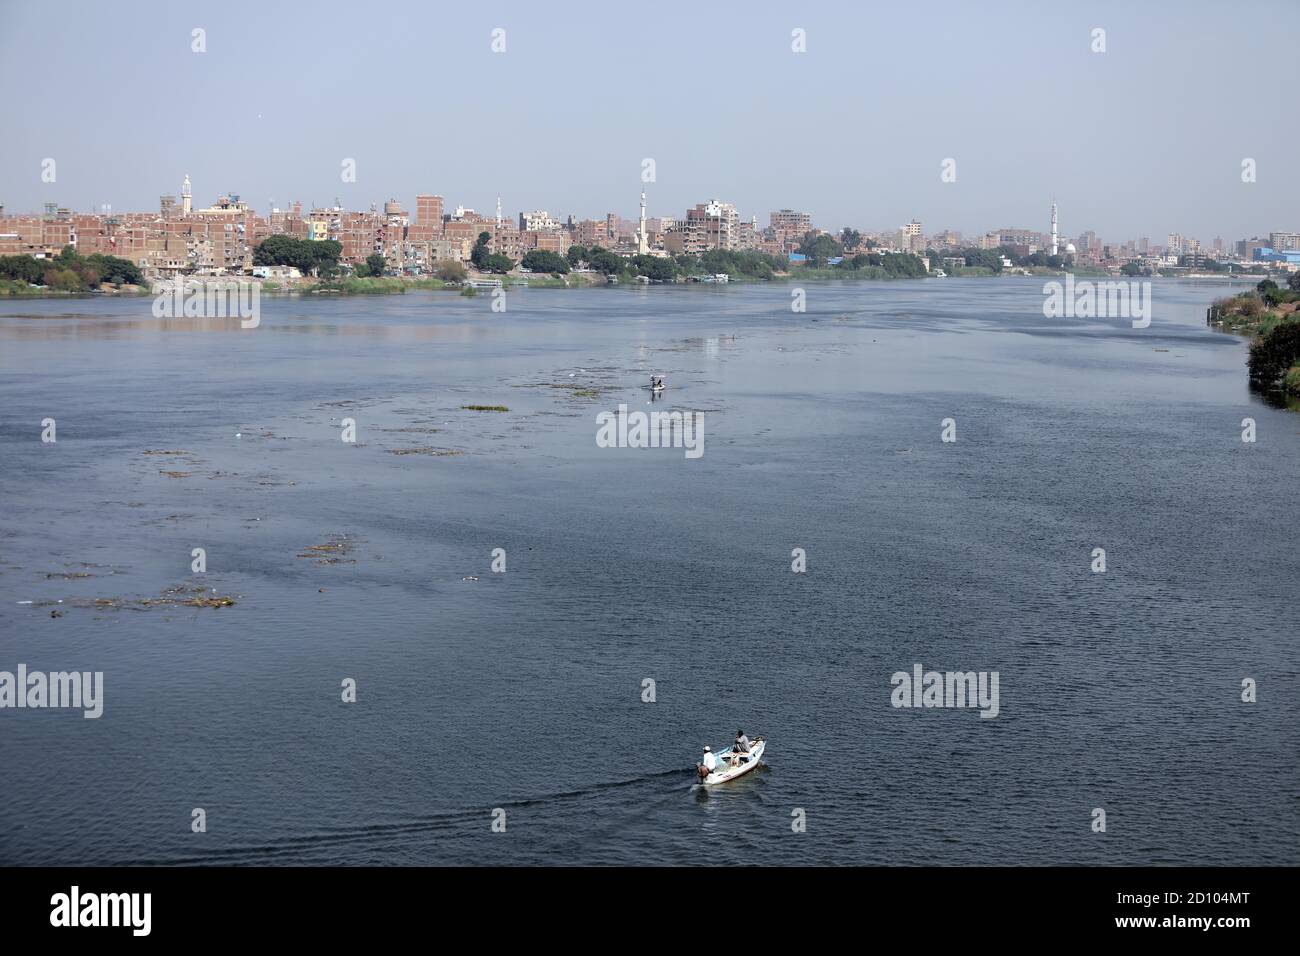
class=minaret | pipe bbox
[495,196,502,230]
[182,174,192,216]
[637,190,649,255]
[1050,200,1058,256]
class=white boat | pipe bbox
[701,738,765,785]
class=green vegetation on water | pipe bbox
[1211,276,1300,402]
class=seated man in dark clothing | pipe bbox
[730,729,751,766]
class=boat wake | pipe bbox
[115,768,691,866]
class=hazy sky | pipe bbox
[2,0,1296,243]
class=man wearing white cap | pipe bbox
[697,745,717,781]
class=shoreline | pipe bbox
[1,269,1258,300]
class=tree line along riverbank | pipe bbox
[1207,275,1300,401]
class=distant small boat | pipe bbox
[701,738,765,786]
[932,269,947,278]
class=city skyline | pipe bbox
[2,0,1297,240]
[6,170,1287,260]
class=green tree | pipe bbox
[566,245,588,267]
[587,246,624,275]
[253,234,301,267]
[1288,272,1300,293]
[253,235,340,276]
[631,254,677,281]
[365,253,387,277]
[470,232,492,270]
[876,253,927,278]
[795,231,843,267]
[956,248,1003,273]
[73,261,102,288]
[1248,320,1300,388]
[521,250,569,274]
[0,255,47,284]
[436,260,467,282]
[482,252,514,274]
[85,253,145,286]
[311,241,342,275]
[840,228,862,251]
[43,267,84,291]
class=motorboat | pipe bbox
[701,737,765,785]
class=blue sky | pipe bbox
[1,0,1296,243]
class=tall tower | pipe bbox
[637,190,649,255]
[495,196,502,229]
[1050,201,1058,256]
[182,174,192,216]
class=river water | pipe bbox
[0,277,1295,865]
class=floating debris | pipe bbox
[184,595,236,608]
[297,535,358,565]
[80,585,238,613]
[387,446,463,456]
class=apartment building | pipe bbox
[519,210,561,232]
[415,194,444,228]
[769,209,811,237]
[573,218,613,248]
[1269,231,1300,252]
[667,200,741,255]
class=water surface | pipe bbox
[1,278,1294,865]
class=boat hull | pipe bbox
[702,739,765,785]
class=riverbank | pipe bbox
[0,279,151,298]
[1207,280,1300,403]
[0,265,1257,300]
[229,266,1114,295]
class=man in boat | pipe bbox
[697,745,717,781]
[729,729,751,768]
